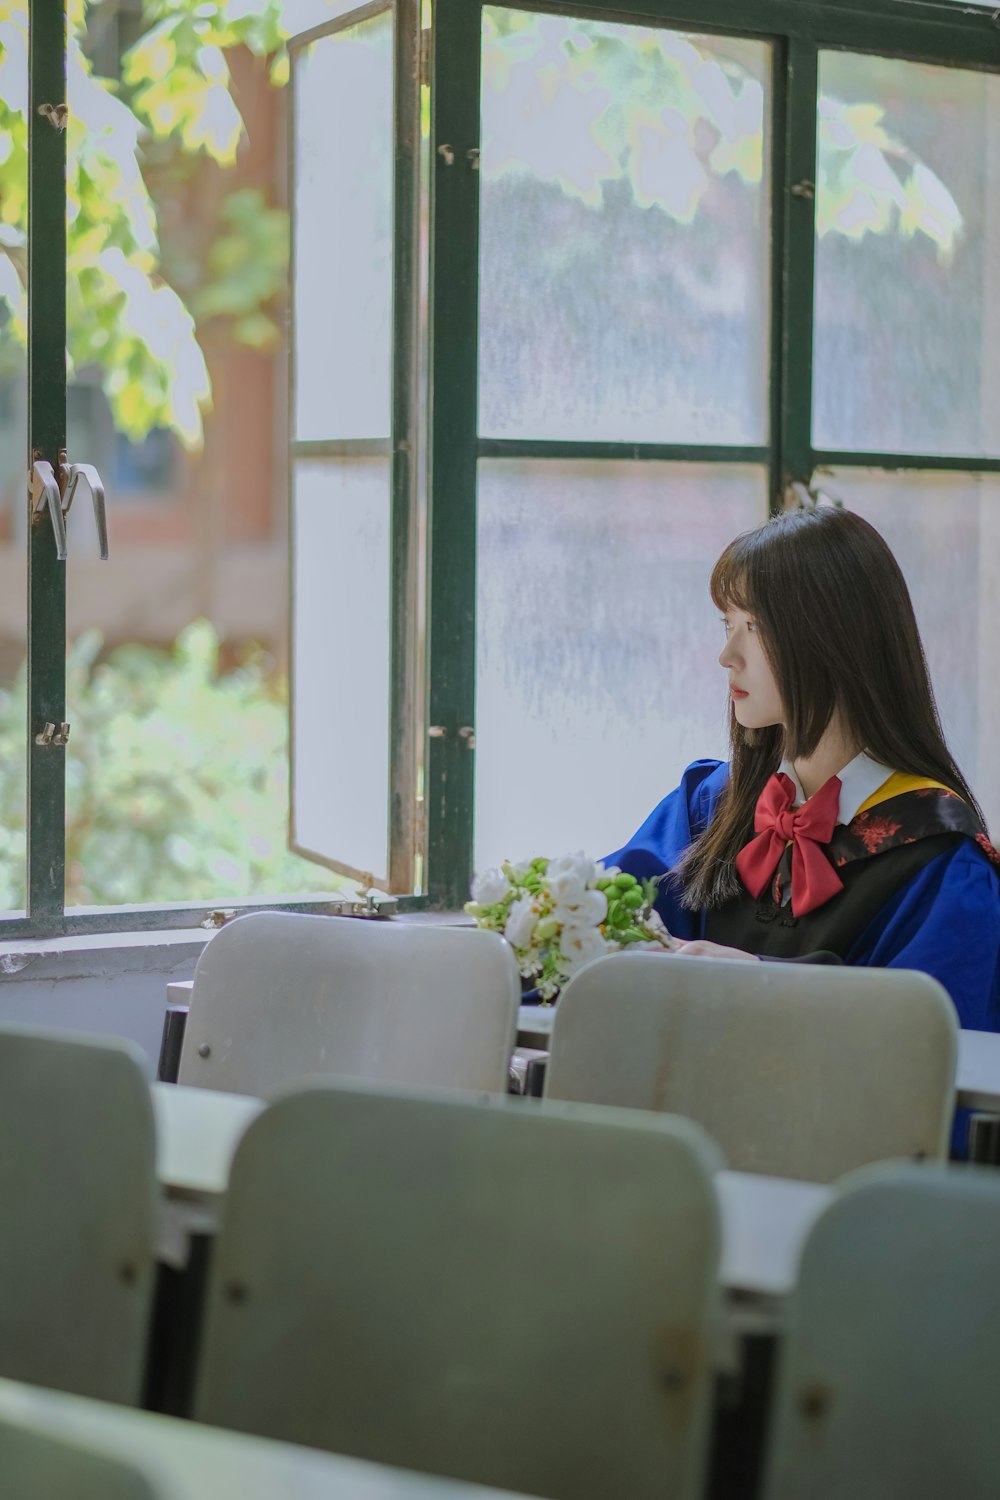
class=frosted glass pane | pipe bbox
[292,460,390,879]
[478,13,771,443]
[474,461,767,869]
[824,471,1000,836]
[293,13,393,440]
[814,55,1000,457]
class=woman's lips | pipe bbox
[730,687,749,700]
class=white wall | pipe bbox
[0,932,209,1078]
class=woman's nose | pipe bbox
[719,639,737,670]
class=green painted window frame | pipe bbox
[424,0,1000,909]
[9,0,999,937]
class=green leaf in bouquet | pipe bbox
[615,927,648,945]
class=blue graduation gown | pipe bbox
[606,760,1000,1155]
[605,758,1000,1034]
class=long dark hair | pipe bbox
[680,505,985,909]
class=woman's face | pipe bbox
[718,607,785,729]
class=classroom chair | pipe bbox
[178,912,520,1096]
[0,1024,157,1402]
[544,954,957,1182]
[193,1080,722,1500]
[0,1415,159,1500]
[763,1163,1000,1500]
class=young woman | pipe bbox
[605,505,1000,1034]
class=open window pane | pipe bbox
[61,5,341,908]
[293,12,394,442]
[478,11,771,444]
[0,9,27,914]
[823,472,1000,835]
[474,460,767,870]
[291,458,391,884]
[814,54,1000,458]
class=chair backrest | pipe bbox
[194,1081,722,1500]
[178,913,520,1096]
[544,954,958,1182]
[0,1419,160,1500]
[0,1024,157,1403]
[763,1164,1000,1500]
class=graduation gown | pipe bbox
[604,759,1000,1035]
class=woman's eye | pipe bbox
[746,620,757,633]
[720,618,732,636]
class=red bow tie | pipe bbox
[735,772,844,918]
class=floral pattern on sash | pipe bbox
[770,787,1000,907]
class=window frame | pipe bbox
[8,0,999,938]
[424,0,1000,908]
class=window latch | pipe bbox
[30,457,109,560]
[62,462,110,560]
[29,460,68,560]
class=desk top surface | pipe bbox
[149,1082,831,1299]
[0,1377,524,1499]
[171,991,999,1111]
[521,1008,999,1110]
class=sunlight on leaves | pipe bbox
[0,622,348,908]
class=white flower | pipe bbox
[504,894,538,950]
[471,867,509,906]
[548,851,600,887]
[551,887,607,929]
[559,923,611,975]
[548,868,589,908]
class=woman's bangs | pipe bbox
[710,542,757,616]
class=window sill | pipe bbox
[0,910,473,983]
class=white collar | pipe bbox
[778,750,895,827]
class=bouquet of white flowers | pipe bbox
[465,852,675,1002]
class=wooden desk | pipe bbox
[715,1170,830,1300]
[172,989,1000,1112]
[151,1082,263,1203]
[519,1009,1000,1116]
[148,1081,832,1304]
[517,1005,554,1045]
[0,1376,525,1499]
[956,1029,1000,1112]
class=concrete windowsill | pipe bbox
[0,910,472,983]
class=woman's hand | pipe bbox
[671,940,760,962]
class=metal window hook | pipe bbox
[30,460,68,560]
[62,462,109,560]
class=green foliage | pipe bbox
[190,187,288,347]
[0,0,291,447]
[482,11,964,256]
[122,0,287,160]
[0,622,348,909]
[0,0,968,453]
[816,96,962,259]
[0,664,25,912]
